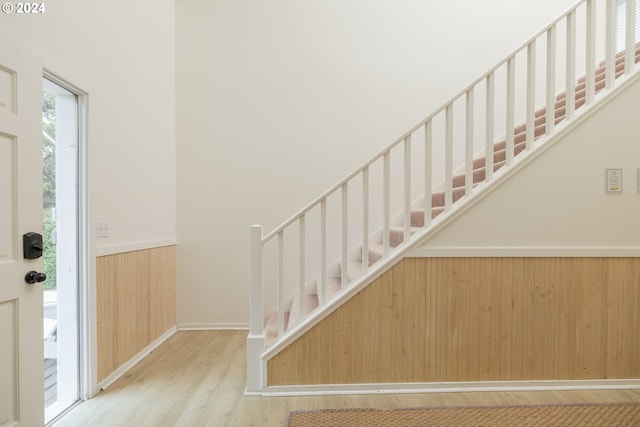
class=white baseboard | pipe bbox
[177,322,249,331]
[408,247,640,258]
[97,325,178,391]
[261,379,640,397]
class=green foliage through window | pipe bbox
[43,91,56,290]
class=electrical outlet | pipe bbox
[97,221,110,238]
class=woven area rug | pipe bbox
[285,403,640,427]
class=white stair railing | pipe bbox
[247,0,639,394]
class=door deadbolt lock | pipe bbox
[23,232,43,260]
[24,271,46,284]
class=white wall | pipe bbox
[421,75,640,251]
[2,0,175,394]
[1,1,177,252]
[175,0,579,326]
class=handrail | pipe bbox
[262,0,587,245]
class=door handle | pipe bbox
[25,271,47,284]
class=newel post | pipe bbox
[246,224,265,394]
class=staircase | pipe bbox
[264,43,640,343]
[248,0,640,394]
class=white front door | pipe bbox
[0,33,45,426]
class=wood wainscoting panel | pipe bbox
[97,245,176,382]
[267,257,640,386]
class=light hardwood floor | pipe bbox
[54,331,640,427]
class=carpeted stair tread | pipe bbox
[409,206,447,226]
[265,310,290,342]
[299,279,320,296]
[410,210,426,227]
[318,276,343,301]
[429,159,507,212]
[512,120,548,141]
[430,206,445,220]
[344,260,364,282]
[287,294,319,331]
[597,45,640,69]
[452,167,489,188]
[366,242,385,265]
[473,141,527,167]
[389,226,421,247]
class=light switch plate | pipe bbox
[605,168,622,193]
[97,221,110,238]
